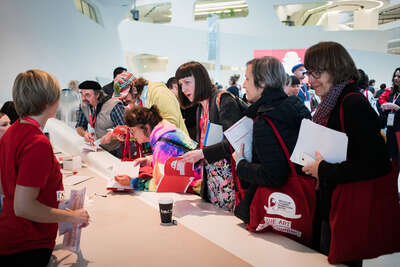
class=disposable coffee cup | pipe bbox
[158,198,173,225]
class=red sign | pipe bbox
[254,49,307,74]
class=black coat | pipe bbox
[234,88,311,222]
[314,82,391,254]
[198,89,243,200]
[317,83,391,219]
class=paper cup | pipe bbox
[158,198,173,225]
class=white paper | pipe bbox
[82,143,100,152]
[204,122,223,146]
[224,116,253,162]
[63,175,93,186]
[106,162,140,190]
[60,187,86,252]
[290,119,348,166]
[113,161,140,178]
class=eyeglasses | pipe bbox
[305,70,324,79]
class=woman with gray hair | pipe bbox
[232,56,311,222]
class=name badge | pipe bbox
[304,101,311,111]
[87,125,95,134]
[387,113,395,127]
[56,190,65,202]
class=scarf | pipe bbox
[312,81,349,126]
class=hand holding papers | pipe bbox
[106,161,140,191]
[290,119,348,166]
[224,116,253,162]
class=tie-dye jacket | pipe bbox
[149,120,201,193]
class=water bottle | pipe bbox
[58,88,81,128]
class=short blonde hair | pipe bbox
[12,70,60,117]
[68,80,79,90]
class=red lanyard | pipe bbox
[363,89,369,99]
[299,87,308,101]
[199,100,209,149]
[23,116,41,128]
[137,97,143,107]
[393,93,400,104]
[89,107,97,128]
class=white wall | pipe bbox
[0,0,127,104]
[118,0,399,88]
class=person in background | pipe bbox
[166,76,198,141]
[357,69,378,114]
[368,79,376,95]
[227,74,240,97]
[375,83,387,101]
[113,72,189,136]
[166,77,179,97]
[292,63,312,111]
[176,61,243,210]
[75,80,125,158]
[232,57,311,222]
[381,67,400,172]
[302,42,391,266]
[283,75,301,97]
[114,105,201,193]
[102,67,127,96]
[0,112,10,139]
[0,70,89,266]
[67,80,80,94]
[0,101,19,124]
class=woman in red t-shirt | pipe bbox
[0,70,90,267]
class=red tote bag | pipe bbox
[327,92,400,263]
[246,116,316,246]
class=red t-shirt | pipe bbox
[0,120,63,255]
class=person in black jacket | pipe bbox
[175,61,243,210]
[231,56,311,222]
[302,42,391,267]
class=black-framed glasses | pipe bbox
[305,70,323,79]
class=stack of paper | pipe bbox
[290,119,348,166]
[224,116,253,162]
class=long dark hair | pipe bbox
[390,67,400,96]
[175,61,215,108]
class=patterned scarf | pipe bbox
[312,81,349,126]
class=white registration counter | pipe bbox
[46,119,399,267]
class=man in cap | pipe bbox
[292,63,312,111]
[75,80,125,157]
[113,72,189,136]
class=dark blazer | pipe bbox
[198,89,243,200]
[234,88,311,222]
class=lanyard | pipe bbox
[392,93,400,104]
[199,100,209,149]
[137,97,143,107]
[363,89,369,99]
[23,116,41,129]
[299,86,308,101]
[89,106,97,128]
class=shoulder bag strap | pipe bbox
[256,116,297,177]
[157,137,193,152]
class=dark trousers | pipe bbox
[0,248,52,267]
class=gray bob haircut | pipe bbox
[247,56,287,90]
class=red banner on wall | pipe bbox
[254,49,307,74]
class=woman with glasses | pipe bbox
[302,42,391,266]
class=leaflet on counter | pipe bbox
[223,116,253,162]
[290,119,348,166]
[106,161,140,191]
